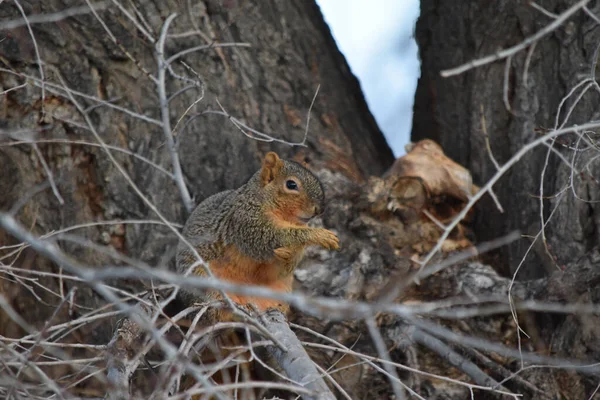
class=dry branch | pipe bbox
[261,309,335,400]
[156,14,194,213]
[105,305,151,400]
[440,0,590,77]
[398,324,506,391]
[2,0,600,398]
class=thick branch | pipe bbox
[105,305,151,400]
[262,309,335,400]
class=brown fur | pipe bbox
[176,151,339,318]
[175,152,340,398]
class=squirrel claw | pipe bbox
[315,228,340,250]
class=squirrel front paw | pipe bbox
[274,247,295,262]
[312,228,340,250]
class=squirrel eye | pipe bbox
[285,180,298,191]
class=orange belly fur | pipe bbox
[209,245,293,312]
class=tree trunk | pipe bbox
[2,1,600,399]
[413,0,600,279]
[0,0,392,331]
[411,2,600,397]
[0,0,393,395]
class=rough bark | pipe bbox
[0,0,394,397]
[0,0,392,335]
[1,1,600,399]
[410,2,600,397]
[413,0,600,279]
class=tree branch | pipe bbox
[156,14,194,213]
[105,304,151,400]
[261,309,335,400]
[441,0,590,77]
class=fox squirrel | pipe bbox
[176,151,340,319]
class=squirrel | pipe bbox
[175,151,340,320]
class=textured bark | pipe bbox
[413,0,600,279]
[410,2,600,398]
[2,1,600,399]
[0,1,393,396]
[0,0,393,334]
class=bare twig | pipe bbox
[0,2,109,30]
[13,0,45,116]
[0,82,27,95]
[365,318,406,400]
[441,0,590,77]
[166,42,251,65]
[212,101,310,147]
[31,143,64,205]
[411,317,600,373]
[3,138,175,179]
[84,0,157,83]
[398,324,508,391]
[376,230,520,304]
[529,2,558,19]
[0,214,227,399]
[302,84,320,146]
[156,14,194,213]
[584,6,600,25]
[294,325,519,398]
[0,68,162,126]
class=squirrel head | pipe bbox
[259,152,325,225]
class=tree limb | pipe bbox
[105,301,152,400]
[261,309,335,400]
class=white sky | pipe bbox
[316,0,420,156]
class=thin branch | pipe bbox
[376,230,521,303]
[3,138,175,179]
[441,0,590,77]
[0,68,162,126]
[166,42,251,65]
[529,2,558,19]
[399,324,508,391]
[412,121,597,282]
[0,2,109,30]
[0,82,27,95]
[0,214,226,399]
[411,317,600,373]
[84,0,157,83]
[31,143,64,205]
[503,55,513,112]
[295,325,517,398]
[156,14,194,213]
[302,84,320,146]
[365,318,406,400]
[109,0,155,43]
[584,6,600,25]
[210,101,309,147]
[13,0,45,116]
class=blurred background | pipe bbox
[316,0,421,156]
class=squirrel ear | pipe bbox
[260,152,282,185]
